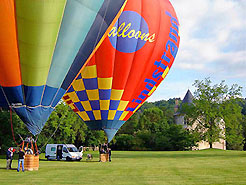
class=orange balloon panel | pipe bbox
[0,0,21,87]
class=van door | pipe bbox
[50,146,56,158]
[62,146,69,160]
[56,145,63,160]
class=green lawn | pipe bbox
[0,149,246,185]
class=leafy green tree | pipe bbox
[134,130,154,150]
[138,102,156,112]
[114,134,135,150]
[159,105,176,124]
[84,130,105,147]
[238,98,246,150]
[138,107,166,133]
[117,112,139,135]
[37,102,85,149]
[182,78,243,148]
[0,109,28,153]
[153,122,197,151]
[223,99,244,150]
[242,115,246,150]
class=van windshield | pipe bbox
[67,147,78,152]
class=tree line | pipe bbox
[0,79,245,153]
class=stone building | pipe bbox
[174,90,226,150]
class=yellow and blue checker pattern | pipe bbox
[63,65,130,122]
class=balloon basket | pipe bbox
[33,155,40,170]
[20,154,39,171]
[100,154,109,162]
[19,139,40,171]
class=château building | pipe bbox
[174,90,226,150]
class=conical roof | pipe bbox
[174,90,194,116]
[182,89,193,105]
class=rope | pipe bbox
[9,108,22,146]
[35,142,39,154]
[39,117,63,152]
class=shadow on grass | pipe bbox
[39,158,100,163]
[113,150,246,159]
[0,167,17,171]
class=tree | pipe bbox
[37,102,87,150]
[0,109,28,150]
[113,134,135,150]
[182,78,243,148]
[138,107,166,133]
[162,124,197,151]
[222,99,244,150]
[238,98,246,150]
[117,112,139,135]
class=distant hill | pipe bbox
[139,98,182,114]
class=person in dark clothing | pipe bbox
[108,148,112,162]
[99,144,102,154]
[102,143,107,152]
[6,148,13,169]
[57,145,63,160]
[17,148,25,172]
[9,148,15,169]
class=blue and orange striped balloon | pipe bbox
[0,0,127,135]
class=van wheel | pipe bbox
[66,157,71,161]
[47,156,50,161]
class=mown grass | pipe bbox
[0,149,246,185]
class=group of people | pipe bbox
[6,147,27,172]
[99,143,112,162]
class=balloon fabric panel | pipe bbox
[15,0,67,87]
[63,0,180,142]
[46,0,105,89]
[0,0,127,135]
[0,0,21,87]
[41,0,127,107]
[60,0,128,91]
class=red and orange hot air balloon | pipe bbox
[63,0,180,142]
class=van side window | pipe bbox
[51,147,56,151]
[63,147,68,153]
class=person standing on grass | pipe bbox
[108,148,111,162]
[9,148,15,169]
[17,148,25,172]
[6,148,13,169]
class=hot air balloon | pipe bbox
[0,0,127,135]
[63,0,180,142]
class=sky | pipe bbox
[148,0,246,101]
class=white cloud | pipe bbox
[169,0,246,78]
[148,79,195,101]
[213,50,246,78]
[147,0,246,101]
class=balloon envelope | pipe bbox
[63,0,180,142]
[0,0,127,135]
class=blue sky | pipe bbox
[148,0,246,101]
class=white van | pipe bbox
[45,144,83,161]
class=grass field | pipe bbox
[0,149,246,185]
